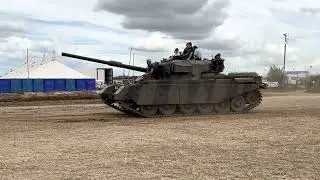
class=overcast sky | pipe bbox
[0,0,320,76]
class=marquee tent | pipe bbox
[0,60,96,93]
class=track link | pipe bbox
[103,90,263,118]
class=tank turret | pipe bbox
[61,52,225,81]
[148,55,225,80]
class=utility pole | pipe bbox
[51,50,56,61]
[26,48,30,79]
[128,47,132,76]
[132,52,135,76]
[283,33,288,88]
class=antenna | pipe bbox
[282,33,289,88]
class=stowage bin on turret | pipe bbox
[61,52,267,118]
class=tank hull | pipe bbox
[100,74,267,118]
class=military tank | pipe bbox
[61,52,267,118]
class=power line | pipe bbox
[0,49,57,76]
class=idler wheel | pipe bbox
[214,100,230,113]
[246,90,261,104]
[230,96,246,112]
[159,105,176,115]
[197,103,213,114]
[139,105,158,116]
[180,104,197,114]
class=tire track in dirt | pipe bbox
[0,92,320,179]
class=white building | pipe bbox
[285,71,309,86]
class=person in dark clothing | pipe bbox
[181,42,194,60]
[182,42,192,54]
[214,53,221,60]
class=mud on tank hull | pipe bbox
[100,74,268,118]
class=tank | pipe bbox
[61,52,268,117]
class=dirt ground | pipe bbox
[0,91,319,179]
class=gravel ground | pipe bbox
[0,91,319,179]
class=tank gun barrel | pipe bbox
[61,52,147,73]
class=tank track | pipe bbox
[103,90,263,118]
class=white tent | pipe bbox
[1,60,93,79]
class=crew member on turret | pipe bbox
[169,48,183,60]
[193,46,202,60]
[181,42,194,60]
[174,48,180,56]
[214,53,222,60]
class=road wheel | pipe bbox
[214,100,230,113]
[180,104,197,114]
[230,96,246,112]
[139,105,158,116]
[197,104,213,114]
[159,105,176,115]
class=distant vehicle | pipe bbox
[263,81,279,88]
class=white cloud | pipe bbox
[0,0,320,76]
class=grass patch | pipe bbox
[305,88,320,93]
[0,91,100,102]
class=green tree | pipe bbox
[266,64,287,86]
[307,75,320,88]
